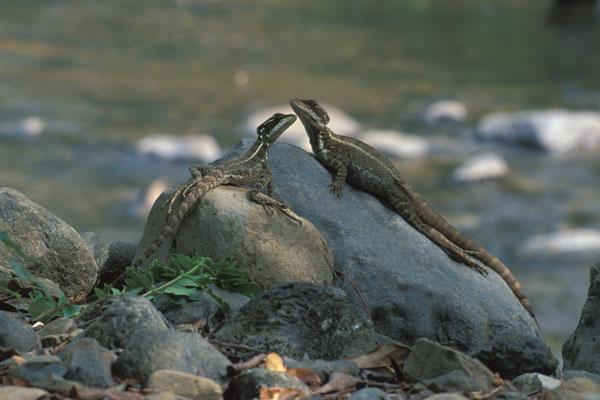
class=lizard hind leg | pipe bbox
[248,189,302,225]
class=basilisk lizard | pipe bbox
[290,98,535,319]
[132,113,300,269]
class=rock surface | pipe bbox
[77,296,169,349]
[136,134,222,162]
[403,339,494,393]
[424,100,468,124]
[251,142,557,378]
[147,369,223,400]
[520,229,600,256]
[358,129,430,159]
[452,153,509,183]
[113,329,230,383]
[0,311,41,352]
[213,282,378,360]
[82,232,137,284]
[135,185,334,289]
[511,372,561,395]
[59,338,116,388]
[0,386,49,400]
[563,259,600,374]
[0,187,97,297]
[224,368,310,400]
[476,109,600,154]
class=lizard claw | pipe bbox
[330,182,343,198]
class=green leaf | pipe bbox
[163,285,197,297]
[8,259,34,284]
[28,296,58,321]
[62,304,80,319]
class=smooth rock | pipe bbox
[563,370,600,386]
[452,153,509,183]
[520,229,600,256]
[77,296,169,349]
[512,372,561,395]
[348,387,390,400]
[6,354,82,392]
[213,282,378,360]
[424,394,469,400]
[0,187,97,297]
[0,116,46,138]
[136,134,222,162]
[424,100,468,124]
[403,339,494,393]
[0,311,41,352]
[243,104,361,151]
[82,232,137,284]
[144,393,179,400]
[223,368,310,400]
[59,338,116,388]
[147,369,223,400]
[132,179,171,219]
[359,130,430,159]
[257,142,556,378]
[547,377,600,400]
[563,259,600,373]
[476,109,600,154]
[134,185,334,289]
[0,386,49,400]
[37,317,76,338]
[114,329,230,383]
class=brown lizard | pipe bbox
[290,98,535,319]
[131,112,299,269]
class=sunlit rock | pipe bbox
[136,134,222,162]
[359,129,430,160]
[452,152,509,183]
[131,179,171,218]
[521,228,600,256]
[476,109,600,154]
[424,100,468,124]
[0,116,46,138]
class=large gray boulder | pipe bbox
[562,259,600,373]
[253,141,556,378]
[0,187,97,297]
[135,185,334,290]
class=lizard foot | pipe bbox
[250,192,302,225]
[330,182,343,198]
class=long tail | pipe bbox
[132,176,224,268]
[411,192,536,320]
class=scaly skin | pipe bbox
[290,98,535,319]
[132,113,299,269]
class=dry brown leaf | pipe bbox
[11,355,26,365]
[265,352,287,373]
[286,367,322,387]
[259,386,305,400]
[228,353,267,376]
[312,372,361,395]
[349,343,410,369]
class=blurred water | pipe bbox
[1,0,599,349]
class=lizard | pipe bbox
[289,98,536,319]
[131,112,300,269]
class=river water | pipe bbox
[1,0,599,350]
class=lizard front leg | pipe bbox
[248,175,302,224]
[328,158,347,198]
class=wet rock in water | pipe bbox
[0,386,49,400]
[348,387,390,400]
[113,329,230,383]
[131,179,171,219]
[81,232,137,284]
[243,104,361,151]
[147,370,223,400]
[135,184,334,289]
[0,187,98,297]
[212,282,378,360]
[563,259,600,374]
[423,100,468,124]
[224,368,310,400]
[403,338,494,393]
[520,229,600,256]
[476,109,600,154]
[359,129,430,159]
[452,152,509,183]
[511,372,561,395]
[136,134,222,162]
[0,116,46,138]
[77,296,169,350]
[0,311,41,352]
[254,142,557,378]
[59,338,116,388]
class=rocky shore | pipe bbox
[1,136,600,399]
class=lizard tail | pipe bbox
[132,176,224,269]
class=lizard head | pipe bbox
[289,99,330,130]
[256,113,297,147]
